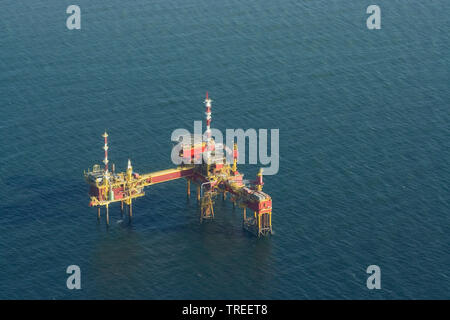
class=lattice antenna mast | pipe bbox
[204,92,213,162]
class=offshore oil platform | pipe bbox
[84,93,272,237]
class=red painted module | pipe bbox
[241,187,272,212]
[113,186,124,200]
[182,144,216,162]
[182,145,205,161]
[246,200,272,212]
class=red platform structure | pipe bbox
[84,94,272,237]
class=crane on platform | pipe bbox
[84,93,272,237]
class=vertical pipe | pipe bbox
[197,185,200,202]
[257,168,263,191]
[258,212,261,235]
[106,205,109,225]
[97,207,101,219]
[269,212,272,233]
[187,180,191,197]
[129,200,133,218]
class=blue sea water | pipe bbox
[0,0,449,299]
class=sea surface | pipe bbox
[0,0,449,299]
